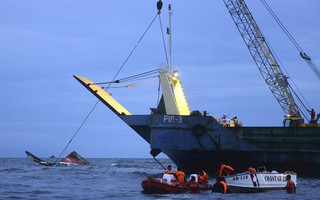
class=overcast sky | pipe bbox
[1,0,320,158]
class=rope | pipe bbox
[260,0,317,120]
[288,84,310,121]
[267,41,312,110]
[94,69,158,85]
[102,85,133,89]
[100,75,159,89]
[304,60,320,79]
[102,13,159,92]
[54,100,100,164]
[261,0,302,52]
[54,11,160,164]
[153,156,166,170]
[159,15,169,65]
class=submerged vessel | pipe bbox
[74,0,320,176]
[26,151,89,166]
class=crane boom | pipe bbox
[223,0,301,118]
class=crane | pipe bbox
[222,0,315,126]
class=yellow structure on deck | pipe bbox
[159,69,190,115]
[73,75,131,116]
[74,68,190,116]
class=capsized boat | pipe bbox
[25,151,89,166]
[58,151,90,166]
[224,168,297,193]
[26,151,55,166]
[141,174,212,194]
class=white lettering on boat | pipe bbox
[164,115,183,123]
[264,176,285,182]
[232,175,248,181]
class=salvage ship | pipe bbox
[75,0,320,176]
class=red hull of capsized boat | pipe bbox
[60,157,87,165]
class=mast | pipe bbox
[157,3,191,115]
[168,4,172,72]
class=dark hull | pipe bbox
[163,149,319,176]
[120,114,320,176]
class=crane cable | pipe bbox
[54,6,161,164]
[159,13,169,65]
[261,0,320,79]
[260,0,315,120]
[94,69,159,85]
[267,42,312,110]
[258,18,311,117]
[100,75,159,89]
[288,84,310,121]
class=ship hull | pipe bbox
[162,149,319,176]
[120,114,320,176]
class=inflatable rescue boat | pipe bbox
[141,174,212,194]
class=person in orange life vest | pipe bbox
[173,167,186,184]
[216,163,234,177]
[185,176,200,193]
[164,165,172,174]
[286,175,296,193]
[212,176,228,194]
[198,170,208,184]
[247,166,257,173]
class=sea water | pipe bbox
[0,158,319,200]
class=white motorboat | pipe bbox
[224,167,297,193]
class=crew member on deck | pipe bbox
[216,163,234,177]
[164,165,172,174]
[221,114,230,127]
[212,176,228,194]
[311,108,316,120]
[173,167,186,184]
[286,175,296,193]
[234,116,238,124]
[198,170,208,184]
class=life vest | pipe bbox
[286,180,296,193]
[199,170,208,183]
[174,171,186,184]
[164,169,170,174]
[216,164,234,177]
[220,181,227,194]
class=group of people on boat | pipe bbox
[220,114,242,127]
[163,165,209,193]
[162,162,296,194]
